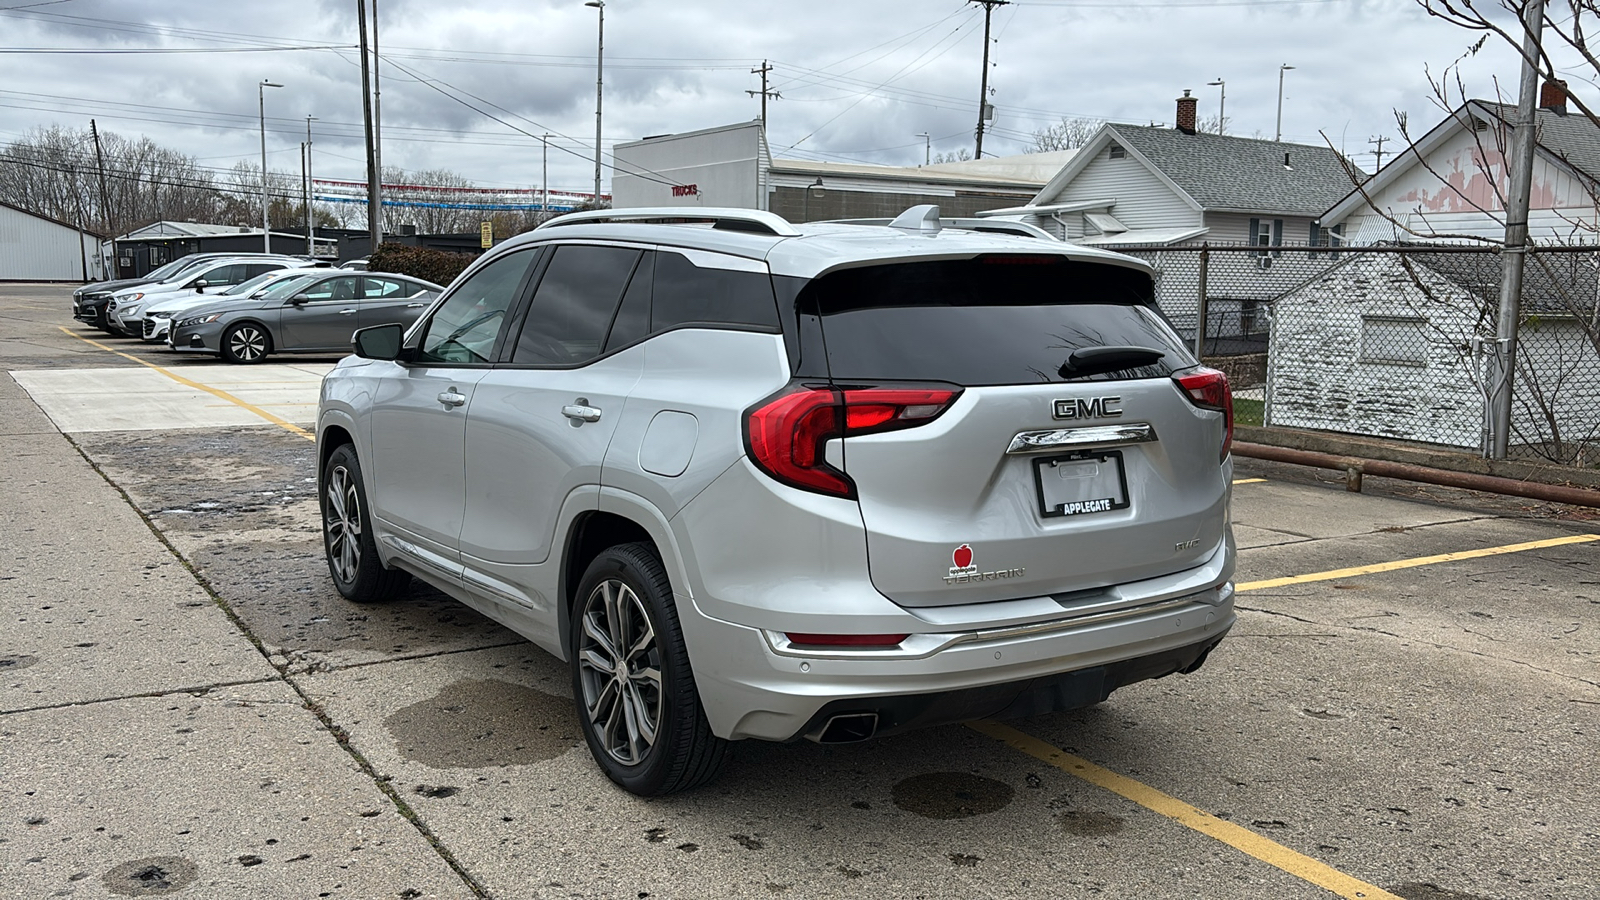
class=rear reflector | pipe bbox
[1174,367,1233,460]
[785,633,910,648]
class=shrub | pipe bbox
[367,242,477,287]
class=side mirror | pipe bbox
[193,280,208,292]
[352,323,404,361]
[288,294,309,306]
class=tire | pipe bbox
[570,542,730,795]
[221,322,272,364]
[320,443,410,603]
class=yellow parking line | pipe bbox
[1232,478,1267,485]
[1237,534,1598,592]
[55,326,316,443]
[969,721,1403,900]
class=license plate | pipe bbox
[1033,450,1130,518]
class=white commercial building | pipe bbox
[611,121,1055,222]
[0,201,105,282]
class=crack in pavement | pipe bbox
[1235,605,1600,691]
[1,678,284,717]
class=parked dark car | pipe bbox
[168,271,442,363]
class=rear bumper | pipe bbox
[681,582,1235,742]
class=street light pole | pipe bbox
[916,132,930,165]
[1206,78,1225,135]
[585,0,605,206]
[1275,64,1294,142]
[542,132,550,219]
[259,79,282,253]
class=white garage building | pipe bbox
[0,201,105,282]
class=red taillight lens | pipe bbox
[785,633,910,648]
[1174,367,1233,460]
[744,383,961,498]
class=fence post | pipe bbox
[1194,244,1210,359]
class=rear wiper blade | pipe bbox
[1059,345,1166,378]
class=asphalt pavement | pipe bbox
[3,283,1597,900]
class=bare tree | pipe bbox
[931,148,973,164]
[1029,116,1101,152]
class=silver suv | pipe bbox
[317,206,1237,795]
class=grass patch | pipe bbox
[1234,397,1263,427]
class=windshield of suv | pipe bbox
[798,255,1190,386]
[222,270,296,297]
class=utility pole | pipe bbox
[585,1,605,206]
[747,60,780,128]
[89,119,110,233]
[1490,0,1547,459]
[259,79,283,253]
[970,0,1007,159]
[1368,135,1389,171]
[356,0,380,253]
[371,0,383,238]
[541,132,550,220]
[306,115,316,256]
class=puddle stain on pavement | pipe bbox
[384,678,580,768]
[1058,809,1126,836]
[890,772,1014,820]
[101,856,198,896]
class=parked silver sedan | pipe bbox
[166,271,443,363]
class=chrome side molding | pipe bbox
[1006,422,1157,454]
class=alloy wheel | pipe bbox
[325,465,361,583]
[229,325,268,361]
[576,579,663,766]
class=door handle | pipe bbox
[406,302,428,308]
[339,308,357,315]
[437,390,468,408]
[562,404,602,423]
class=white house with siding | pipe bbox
[978,93,1359,250]
[1267,250,1600,461]
[0,201,104,282]
[1320,89,1600,245]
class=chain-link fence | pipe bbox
[1117,244,1600,467]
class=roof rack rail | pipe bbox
[822,215,1058,242]
[536,207,802,237]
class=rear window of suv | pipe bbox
[797,255,1190,386]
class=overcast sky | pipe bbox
[0,0,1568,197]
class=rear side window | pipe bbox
[512,244,641,365]
[799,256,1188,386]
[651,251,779,332]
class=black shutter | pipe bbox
[1249,217,1261,247]
[1310,222,1322,246]
[1272,219,1284,257]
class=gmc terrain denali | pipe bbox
[317,206,1237,795]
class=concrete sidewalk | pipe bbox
[0,372,468,899]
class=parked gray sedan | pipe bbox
[167,271,443,363]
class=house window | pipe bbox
[1109,144,1126,159]
[1359,316,1429,366]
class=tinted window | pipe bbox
[800,256,1188,386]
[418,249,535,365]
[196,264,245,287]
[259,273,319,300]
[651,251,778,331]
[244,263,280,279]
[360,277,408,299]
[605,251,653,352]
[512,245,640,365]
[222,271,280,297]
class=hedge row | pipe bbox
[366,242,477,287]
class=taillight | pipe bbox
[744,383,961,498]
[1174,367,1233,460]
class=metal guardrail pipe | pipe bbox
[1234,441,1600,508]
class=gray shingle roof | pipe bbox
[1474,101,1600,182]
[1106,125,1362,216]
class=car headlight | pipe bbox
[177,313,224,328]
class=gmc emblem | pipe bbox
[1053,396,1123,420]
